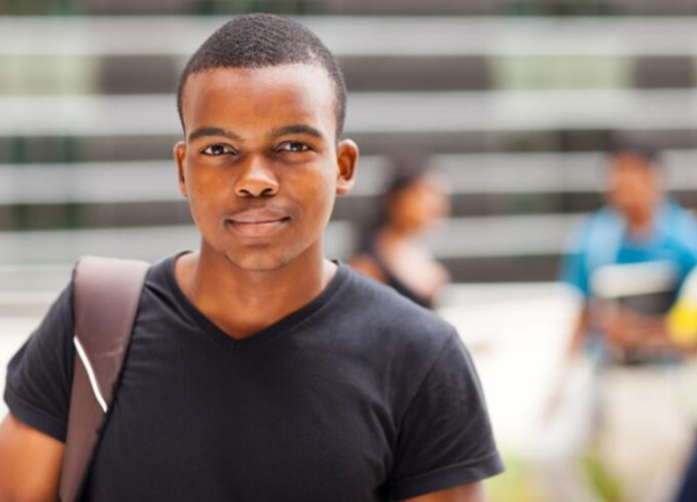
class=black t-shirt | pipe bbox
[4,252,503,501]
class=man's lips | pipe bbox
[225,208,291,236]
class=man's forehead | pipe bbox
[182,65,337,135]
[184,65,333,109]
[611,153,656,173]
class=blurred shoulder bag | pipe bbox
[58,256,150,502]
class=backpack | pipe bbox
[58,256,150,502]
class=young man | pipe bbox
[0,14,503,502]
[555,145,697,502]
[561,145,697,360]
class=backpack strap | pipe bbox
[58,256,150,502]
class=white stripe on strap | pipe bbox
[73,336,108,413]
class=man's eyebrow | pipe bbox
[188,127,242,143]
[269,124,324,141]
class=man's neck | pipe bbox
[175,246,337,339]
[626,211,655,240]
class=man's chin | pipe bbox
[224,251,293,273]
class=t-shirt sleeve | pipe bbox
[559,227,592,299]
[3,276,76,442]
[388,330,504,501]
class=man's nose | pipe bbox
[234,156,279,198]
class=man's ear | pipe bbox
[335,139,359,195]
[174,141,188,198]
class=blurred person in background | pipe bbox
[562,144,697,363]
[605,266,697,502]
[618,268,697,502]
[350,154,450,309]
[553,144,697,502]
[665,268,697,502]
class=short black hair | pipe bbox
[177,13,347,139]
[608,142,661,167]
[384,152,434,198]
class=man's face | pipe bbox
[175,65,357,272]
[606,154,660,223]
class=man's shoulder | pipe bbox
[341,266,457,349]
[143,253,178,284]
[336,267,463,413]
[568,206,623,256]
[580,206,620,232]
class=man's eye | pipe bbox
[279,142,310,153]
[202,145,233,156]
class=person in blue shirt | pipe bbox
[561,145,697,361]
[554,144,697,502]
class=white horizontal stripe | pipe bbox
[1,89,697,137]
[73,336,108,414]
[0,17,696,57]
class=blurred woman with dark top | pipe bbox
[350,154,451,309]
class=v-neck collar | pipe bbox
[164,251,350,355]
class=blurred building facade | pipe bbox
[0,0,696,283]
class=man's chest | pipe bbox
[83,333,398,501]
